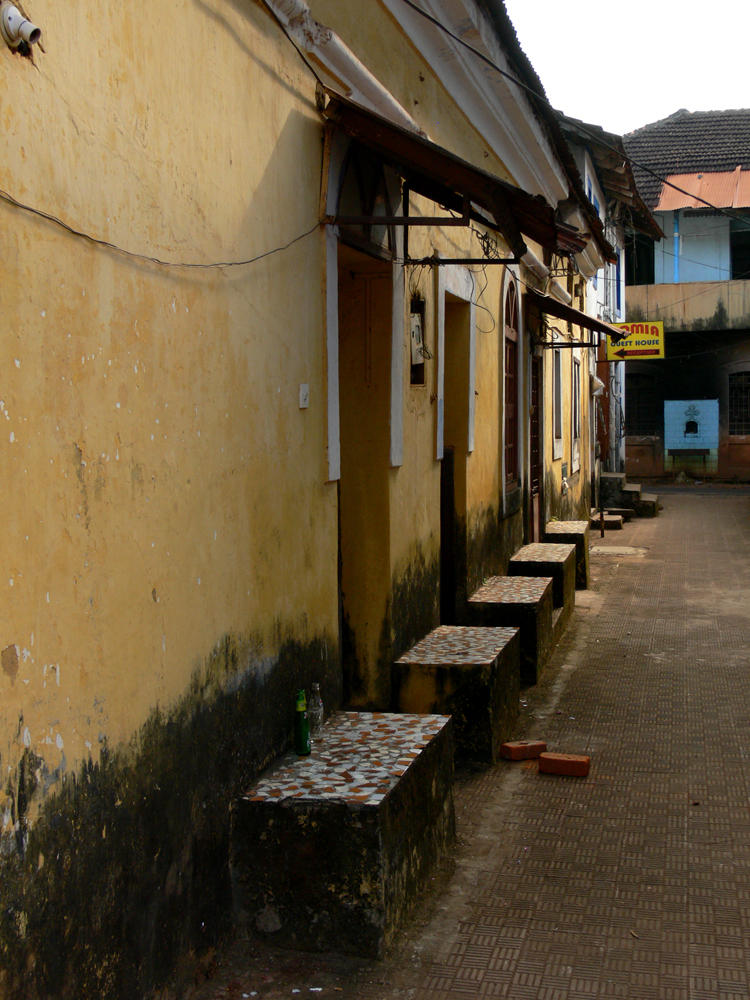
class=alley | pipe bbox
[184,488,750,1000]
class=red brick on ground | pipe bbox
[538,752,590,776]
[500,739,547,760]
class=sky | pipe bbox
[503,0,748,136]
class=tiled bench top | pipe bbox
[469,575,552,605]
[545,521,589,535]
[511,542,575,563]
[244,711,449,807]
[395,625,518,666]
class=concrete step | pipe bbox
[622,483,642,501]
[634,492,660,517]
[544,520,591,589]
[508,542,576,613]
[551,605,567,644]
[599,472,627,508]
[394,625,520,761]
[465,576,554,687]
[603,506,635,522]
[590,512,624,530]
[231,712,455,958]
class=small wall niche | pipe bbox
[410,295,427,386]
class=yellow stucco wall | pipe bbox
[0,0,338,789]
[0,3,598,992]
[0,0,592,788]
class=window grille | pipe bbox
[729,372,750,435]
[625,373,661,436]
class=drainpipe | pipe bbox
[521,250,572,304]
[673,211,680,283]
[264,0,421,134]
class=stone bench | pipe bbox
[465,576,553,686]
[635,492,660,517]
[392,625,520,762]
[601,506,634,521]
[508,543,576,631]
[230,712,454,959]
[544,520,590,588]
[590,512,623,531]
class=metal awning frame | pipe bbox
[538,321,600,350]
[526,287,626,343]
[540,338,600,349]
[322,89,590,263]
[328,190,519,266]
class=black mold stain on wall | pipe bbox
[346,512,520,713]
[0,632,339,1000]
[466,504,521,606]
[390,546,440,665]
[345,546,441,712]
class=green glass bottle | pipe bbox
[294,688,311,756]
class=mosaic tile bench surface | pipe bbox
[545,521,589,534]
[469,575,552,605]
[396,625,518,666]
[243,712,449,807]
[511,542,575,563]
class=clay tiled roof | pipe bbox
[623,109,750,208]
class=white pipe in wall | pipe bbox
[264,0,421,134]
[0,2,41,47]
[521,249,572,305]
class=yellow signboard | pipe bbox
[606,321,664,361]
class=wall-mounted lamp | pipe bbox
[0,2,41,49]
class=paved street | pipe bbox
[181,488,750,1000]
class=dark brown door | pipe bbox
[529,355,543,541]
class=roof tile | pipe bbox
[623,109,750,208]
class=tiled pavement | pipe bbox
[181,489,750,1000]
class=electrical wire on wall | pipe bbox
[0,186,321,270]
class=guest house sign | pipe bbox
[606,321,664,360]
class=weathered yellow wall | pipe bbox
[469,272,503,512]
[388,263,442,624]
[0,0,337,811]
[0,0,597,993]
[0,2,349,994]
[386,214,517,626]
